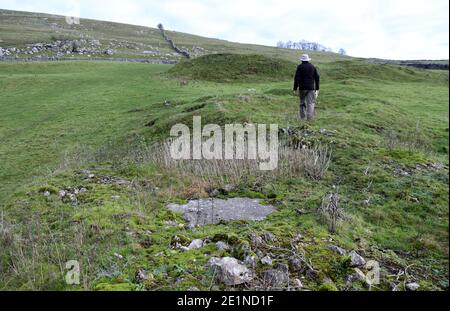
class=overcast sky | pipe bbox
[1,0,449,59]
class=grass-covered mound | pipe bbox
[168,53,297,82]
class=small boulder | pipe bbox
[207,257,253,286]
[261,255,273,266]
[406,282,420,291]
[293,278,304,289]
[263,232,276,242]
[262,264,289,288]
[305,269,319,281]
[113,180,131,185]
[326,245,347,256]
[135,269,153,283]
[349,250,366,267]
[250,234,264,246]
[221,184,235,194]
[256,250,264,258]
[244,255,258,269]
[188,239,204,250]
[288,256,302,271]
[216,241,230,251]
[353,268,367,282]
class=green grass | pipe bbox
[0,54,448,291]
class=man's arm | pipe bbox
[314,67,320,90]
[293,66,300,91]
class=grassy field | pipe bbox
[0,54,448,291]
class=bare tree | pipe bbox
[338,48,347,55]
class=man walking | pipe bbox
[293,54,320,121]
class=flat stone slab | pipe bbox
[167,198,276,226]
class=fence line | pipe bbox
[157,23,191,59]
[0,56,178,64]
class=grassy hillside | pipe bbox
[0,9,346,64]
[0,54,448,291]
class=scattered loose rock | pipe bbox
[326,245,347,256]
[256,250,264,259]
[288,256,302,271]
[261,255,273,266]
[293,278,304,289]
[113,179,131,185]
[135,269,153,283]
[216,241,230,251]
[305,269,319,281]
[263,232,276,242]
[353,268,367,282]
[250,234,264,246]
[104,49,114,55]
[244,255,258,269]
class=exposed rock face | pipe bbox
[17,40,104,56]
[167,198,276,227]
[0,39,160,60]
[207,257,253,286]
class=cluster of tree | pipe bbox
[276,40,346,55]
